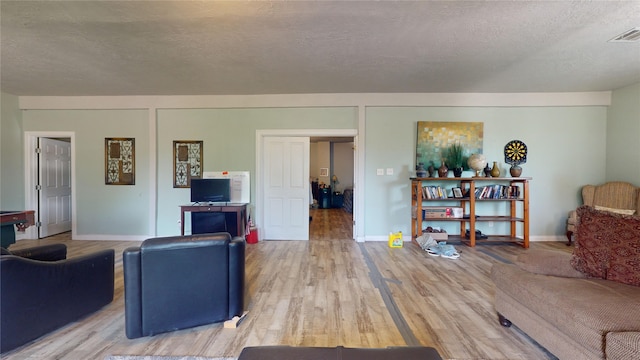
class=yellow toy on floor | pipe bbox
[388,231,403,248]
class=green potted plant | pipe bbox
[446,143,466,177]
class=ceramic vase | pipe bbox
[490,161,500,177]
[427,163,435,177]
[438,163,448,178]
[453,167,463,177]
[483,164,492,177]
[509,165,522,177]
[416,163,427,178]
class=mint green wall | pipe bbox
[156,107,357,236]
[364,106,608,238]
[606,82,640,184]
[0,93,24,209]
[8,100,616,240]
[22,110,151,236]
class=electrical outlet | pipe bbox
[386,168,394,175]
[377,168,384,175]
[488,221,494,227]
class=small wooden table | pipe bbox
[180,204,248,237]
[1,210,36,248]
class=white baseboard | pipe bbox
[15,232,148,242]
[19,232,568,243]
[364,234,568,243]
[529,235,568,242]
[364,235,394,242]
[72,234,148,241]
[15,233,31,241]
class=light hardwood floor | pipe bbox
[4,214,567,360]
[309,208,353,240]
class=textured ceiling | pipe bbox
[1,1,639,96]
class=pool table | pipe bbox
[1,210,35,248]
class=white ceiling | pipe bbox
[1,1,639,97]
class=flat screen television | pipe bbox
[190,178,231,203]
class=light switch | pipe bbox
[377,168,384,175]
[386,168,394,175]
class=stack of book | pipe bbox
[422,186,448,199]
[474,185,520,199]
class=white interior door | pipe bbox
[263,137,310,240]
[352,136,357,238]
[38,137,72,238]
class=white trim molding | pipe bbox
[19,92,611,110]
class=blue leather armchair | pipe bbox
[1,244,115,353]
[123,232,245,339]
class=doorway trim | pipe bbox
[24,131,76,240]
[256,129,359,241]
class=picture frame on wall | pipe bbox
[173,140,203,188]
[452,187,463,198]
[105,138,135,185]
[416,121,483,169]
[320,168,329,177]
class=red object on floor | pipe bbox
[246,227,258,244]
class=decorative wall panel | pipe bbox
[173,140,203,188]
[105,138,135,185]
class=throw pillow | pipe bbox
[571,205,640,287]
[571,206,611,279]
[594,205,636,216]
[606,213,640,287]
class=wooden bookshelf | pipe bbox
[411,177,531,248]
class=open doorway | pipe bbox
[309,137,354,240]
[24,132,75,239]
[256,129,358,242]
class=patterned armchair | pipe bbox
[566,181,640,245]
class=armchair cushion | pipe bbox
[123,232,245,339]
[593,205,636,215]
[606,332,640,360]
[516,249,587,278]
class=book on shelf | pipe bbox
[475,184,521,199]
[422,185,448,199]
[418,183,521,200]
